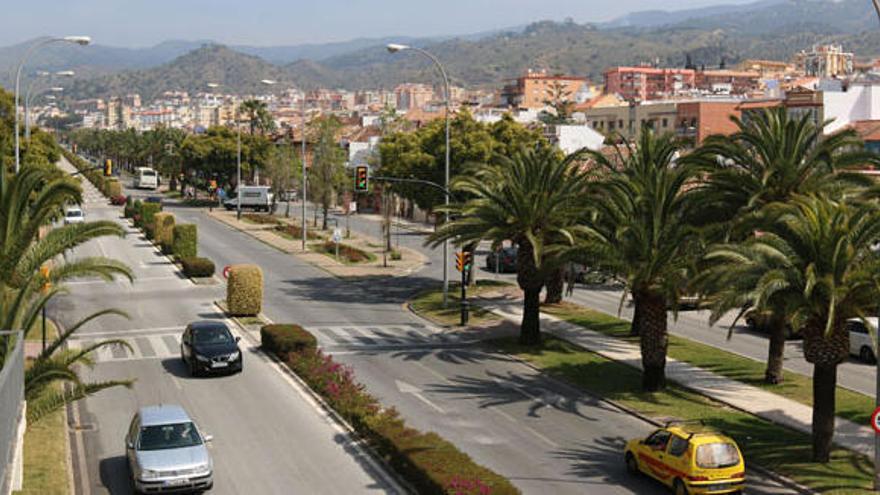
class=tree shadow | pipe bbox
[552,436,665,493]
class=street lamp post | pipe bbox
[387,43,452,307]
[261,79,307,250]
[207,83,242,220]
[14,36,90,173]
[871,5,880,490]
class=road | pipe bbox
[56,159,401,494]
[305,204,877,397]
[151,196,791,494]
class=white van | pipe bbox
[224,185,274,212]
[134,167,159,190]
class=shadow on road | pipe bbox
[552,436,666,493]
[99,455,132,494]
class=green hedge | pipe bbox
[140,203,161,236]
[227,264,263,316]
[172,224,198,259]
[124,196,135,218]
[132,199,144,226]
[180,257,215,278]
[260,324,317,355]
[263,325,519,495]
[153,212,175,253]
[106,179,122,198]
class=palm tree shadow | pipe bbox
[552,436,665,493]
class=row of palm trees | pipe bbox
[430,107,880,462]
[1,140,134,424]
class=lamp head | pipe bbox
[206,83,220,89]
[55,70,75,77]
[35,71,50,77]
[63,36,91,46]
[386,43,410,53]
[50,87,64,92]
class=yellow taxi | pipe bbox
[624,421,745,495]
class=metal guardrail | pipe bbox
[0,331,25,495]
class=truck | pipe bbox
[224,185,275,212]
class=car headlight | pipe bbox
[140,468,161,480]
[194,463,211,475]
[195,354,210,362]
[230,351,241,360]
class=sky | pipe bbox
[1,0,762,48]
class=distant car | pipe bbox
[63,206,85,225]
[134,167,159,190]
[743,309,801,339]
[486,246,518,273]
[279,189,298,201]
[180,321,243,376]
[625,421,745,495]
[224,185,274,212]
[126,404,213,494]
[144,196,163,205]
[846,318,876,364]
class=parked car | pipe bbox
[134,167,159,190]
[223,185,275,212]
[144,196,163,205]
[63,206,85,225]
[847,318,877,364]
[126,404,213,494]
[625,421,745,495]
[743,309,801,339]
[180,321,242,376]
[279,189,298,201]
[486,246,518,273]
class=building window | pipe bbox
[619,120,624,128]
[662,118,668,128]
[609,121,616,130]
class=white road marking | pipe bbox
[395,379,446,414]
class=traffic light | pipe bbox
[455,251,472,272]
[39,265,51,294]
[354,166,369,192]
[104,159,113,177]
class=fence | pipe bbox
[0,332,25,495]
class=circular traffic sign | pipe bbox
[222,265,231,279]
[871,406,880,434]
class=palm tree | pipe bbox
[688,107,875,384]
[240,99,275,136]
[701,196,880,462]
[0,162,134,423]
[579,128,702,391]
[428,146,590,345]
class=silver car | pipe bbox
[126,405,214,493]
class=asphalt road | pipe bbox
[307,204,877,397]
[56,161,401,495]
[147,197,793,494]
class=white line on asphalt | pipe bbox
[68,326,181,338]
[488,404,560,448]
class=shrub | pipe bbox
[226,264,263,316]
[143,223,155,240]
[242,213,281,225]
[265,326,519,495]
[132,199,144,226]
[140,202,161,231]
[153,213,175,253]
[317,241,370,263]
[180,257,215,278]
[172,224,198,259]
[106,179,122,198]
[124,196,135,218]
[390,250,402,261]
[260,324,317,355]
[110,194,127,206]
[273,223,322,240]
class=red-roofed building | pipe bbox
[604,66,696,102]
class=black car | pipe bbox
[744,309,802,339]
[486,246,518,273]
[180,321,243,376]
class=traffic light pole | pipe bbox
[460,264,468,326]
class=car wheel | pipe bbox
[861,346,877,364]
[189,359,198,377]
[625,453,639,475]
[745,317,757,331]
[673,478,689,495]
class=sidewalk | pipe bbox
[207,209,428,279]
[477,293,875,458]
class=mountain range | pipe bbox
[3,0,880,101]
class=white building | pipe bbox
[820,82,880,134]
[545,125,605,154]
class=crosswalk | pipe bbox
[66,324,479,364]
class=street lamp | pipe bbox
[207,82,242,220]
[262,79,307,250]
[14,36,90,172]
[387,43,452,307]
[26,70,73,139]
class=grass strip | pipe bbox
[542,302,875,426]
[13,382,69,495]
[495,336,874,494]
[410,281,512,327]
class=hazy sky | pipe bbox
[2,0,761,47]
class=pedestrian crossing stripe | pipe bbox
[66,325,474,363]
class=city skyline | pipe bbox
[1,0,761,47]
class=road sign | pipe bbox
[222,265,231,279]
[332,228,342,243]
[349,201,357,213]
[455,251,472,273]
[872,407,880,434]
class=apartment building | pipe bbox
[604,66,696,102]
[797,44,854,78]
[694,70,762,96]
[500,70,588,109]
[394,84,435,111]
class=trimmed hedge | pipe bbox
[154,212,175,253]
[172,224,198,259]
[226,264,263,316]
[140,203,161,237]
[260,324,317,355]
[261,325,519,495]
[106,179,122,198]
[132,199,144,226]
[180,257,215,278]
[124,196,135,218]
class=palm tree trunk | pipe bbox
[544,267,565,304]
[811,363,836,463]
[630,291,643,336]
[765,313,787,384]
[520,286,542,345]
[639,292,668,391]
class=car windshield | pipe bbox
[695,442,740,468]
[138,422,202,451]
[193,326,233,345]
[66,210,82,217]
[142,170,156,177]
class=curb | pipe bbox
[218,305,414,495]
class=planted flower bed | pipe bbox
[261,324,519,495]
[313,241,372,263]
[273,223,322,241]
[242,213,282,225]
